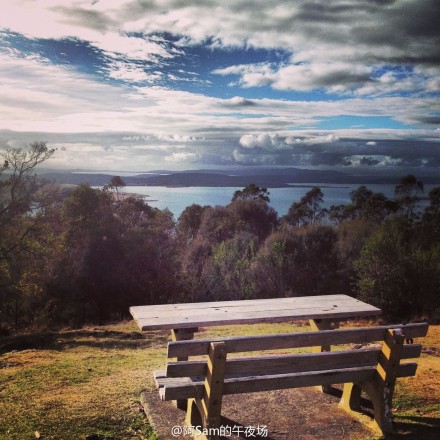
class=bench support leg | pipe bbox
[171,327,198,410]
[309,318,339,393]
[367,328,404,436]
[186,342,227,440]
[339,383,362,411]
[341,329,404,437]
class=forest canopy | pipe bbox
[1,144,439,334]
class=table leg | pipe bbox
[171,327,198,410]
[309,319,339,394]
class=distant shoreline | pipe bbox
[41,169,440,189]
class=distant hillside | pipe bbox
[40,168,440,188]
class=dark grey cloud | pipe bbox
[226,132,440,171]
[413,116,440,125]
[221,97,258,108]
[310,152,352,166]
[359,156,380,166]
[50,6,115,32]
[293,0,440,64]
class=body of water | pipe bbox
[121,183,438,219]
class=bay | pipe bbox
[121,183,438,219]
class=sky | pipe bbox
[0,0,439,175]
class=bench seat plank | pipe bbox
[159,363,418,401]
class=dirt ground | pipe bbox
[141,386,374,440]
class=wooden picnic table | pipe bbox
[130,294,381,355]
[131,294,381,411]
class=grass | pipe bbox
[0,321,439,439]
[0,322,166,440]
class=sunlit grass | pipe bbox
[0,321,165,440]
[0,321,438,439]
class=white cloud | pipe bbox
[93,33,175,61]
[239,133,281,149]
[107,61,162,83]
[157,133,202,143]
[165,151,199,162]
[285,134,340,145]
[0,27,439,171]
[1,0,439,98]
[215,61,375,93]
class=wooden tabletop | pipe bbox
[130,294,381,331]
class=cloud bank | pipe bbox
[0,0,438,173]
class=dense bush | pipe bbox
[1,146,439,331]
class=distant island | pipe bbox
[40,167,440,188]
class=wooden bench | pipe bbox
[154,322,428,439]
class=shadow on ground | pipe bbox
[390,416,440,439]
[325,386,440,439]
[0,329,169,354]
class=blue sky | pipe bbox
[0,0,439,174]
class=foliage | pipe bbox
[209,233,257,301]
[1,144,438,330]
[422,187,440,236]
[0,143,57,330]
[251,225,340,298]
[354,217,440,320]
[232,183,270,202]
[177,203,209,241]
[47,188,179,325]
[283,187,327,226]
[103,175,126,200]
[227,199,278,241]
[395,174,424,219]
[329,185,398,224]
[0,142,56,268]
[197,205,246,243]
[336,218,379,294]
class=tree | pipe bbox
[181,236,213,302]
[103,175,126,201]
[350,185,373,208]
[336,218,379,294]
[227,199,278,241]
[423,187,440,222]
[354,217,439,320]
[329,186,398,224]
[427,187,440,214]
[50,186,181,324]
[328,204,357,224]
[0,142,56,330]
[232,184,270,203]
[419,186,440,247]
[177,204,209,241]
[0,142,55,243]
[395,174,424,219]
[284,187,327,227]
[251,225,340,298]
[197,206,246,243]
[208,233,257,301]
